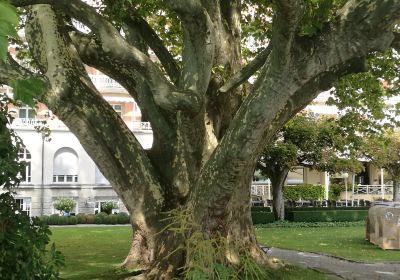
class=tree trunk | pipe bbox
[393,179,400,202]
[271,169,290,221]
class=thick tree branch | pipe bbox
[165,0,215,95]
[12,0,203,115]
[69,30,173,139]
[24,5,165,221]
[0,53,43,83]
[218,45,272,94]
[123,10,180,85]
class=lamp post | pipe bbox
[343,172,349,207]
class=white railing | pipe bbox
[354,185,393,195]
[128,121,152,131]
[251,183,272,200]
[89,74,124,90]
[12,118,44,127]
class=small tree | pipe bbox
[364,132,400,201]
[258,115,362,220]
[101,201,119,215]
[53,198,76,215]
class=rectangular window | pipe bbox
[111,104,122,117]
[15,198,31,217]
[18,106,35,119]
[53,175,78,183]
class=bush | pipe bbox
[284,184,324,201]
[86,214,96,224]
[285,206,369,212]
[53,198,76,214]
[117,212,130,224]
[48,214,61,225]
[251,212,275,224]
[251,206,271,212]
[289,210,368,222]
[0,192,64,279]
[94,212,108,224]
[67,216,78,225]
[104,215,118,224]
[101,201,119,215]
[39,215,49,224]
[329,184,346,200]
[76,213,87,224]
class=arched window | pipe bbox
[18,148,31,183]
[53,148,78,183]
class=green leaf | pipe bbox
[0,35,7,60]
[10,78,46,107]
[0,1,19,26]
[0,21,17,37]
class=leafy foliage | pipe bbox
[283,184,325,201]
[363,131,400,181]
[0,0,18,60]
[101,201,119,215]
[0,94,24,190]
[53,198,76,214]
[10,77,46,107]
[0,192,64,279]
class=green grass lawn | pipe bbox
[256,226,400,262]
[50,225,400,279]
[50,226,132,280]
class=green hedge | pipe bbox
[284,184,325,201]
[39,212,130,225]
[251,206,271,212]
[288,210,368,222]
[285,206,370,212]
[251,212,275,224]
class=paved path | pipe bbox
[261,246,400,280]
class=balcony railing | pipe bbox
[89,74,124,90]
[353,185,393,195]
[251,183,272,199]
[128,121,152,131]
[12,118,44,127]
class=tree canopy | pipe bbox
[0,0,399,278]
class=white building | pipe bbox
[3,71,153,217]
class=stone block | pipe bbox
[366,202,400,250]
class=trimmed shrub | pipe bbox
[117,212,130,224]
[39,215,50,224]
[289,210,368,222]
[284,184,324,201]
[76,213,87,224]
[67,216,78,225]
[285,206,370,212]
[48,214,60,225]
[251,206,271,213]
[94,212,108,224]
[251,212,275,224]
[86,214,96,224]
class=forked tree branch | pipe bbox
[165,0,215,94]
[24,5,165,219]
[218,45,272,94]
[124,10,180,85]
[12,0,203,115]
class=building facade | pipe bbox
[2,70,153,217]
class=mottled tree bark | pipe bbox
[271,169,290,221]
[3,0,400,279]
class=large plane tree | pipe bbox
[1,0,400,278]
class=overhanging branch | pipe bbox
[124,10,180,85]
[218,45,272,94]
[12,0,203,115]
